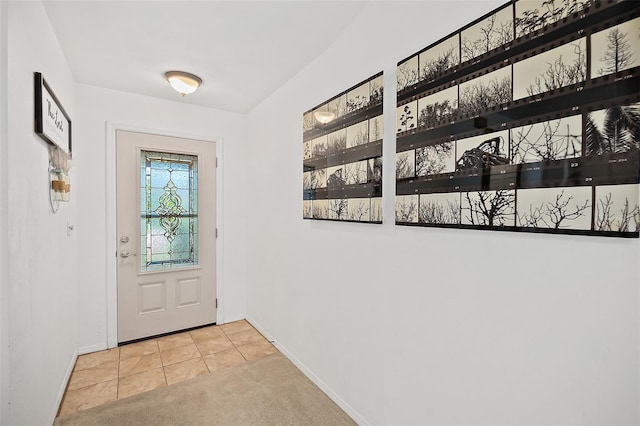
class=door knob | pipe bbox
[120,236,129,243]
[120,250,137,258]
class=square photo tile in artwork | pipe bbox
[516,186,591,230]
[594,184,639,233]
[396,101,418,133]
[460,4,513,63]
[510,114,582,164]
[461,190,515,226]
[396,150,416,180]
[415,142,456,177]
[419,34,460,83]
[395,194,419,223]
[455,130,510,172]
[397,55,419,92]
[591,16,639,78]
[347,198,371,222]
[458,66,512,116]
[416,85,459,128]
[512,37,586,100]
[419,192,461,225]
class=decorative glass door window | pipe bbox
[140,150,198,271]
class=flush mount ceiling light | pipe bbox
[313,110,336,124]
[164,71,202,96]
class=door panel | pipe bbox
[116,130,216,342]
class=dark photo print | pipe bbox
[327,128,347,155]
[416,142,455,176]
[591,17,640,78]
[312,135,327,158]
[348,198,371,222]
[303,171,312,190]
[396,101,418,133]
[312,199,329,220]
[416,86,459,128]
[371,197,383,222]
[368,157,383,184]
[516,186,592,230]
[461,5,513,63]
[303,200,313,219]
[326,165,345,189]
[510,114,582,164]
[594,184,640,233]
[396,194,419,223]
[419,34,460,82]
[346,81,370,114]
[369,115,383,142]
[419,192,461,224]
[328,198,349,220]
[311,168,326,190]
[303,111,314,133]
[455,130,510,171]
[461,190,516,226]
[513,37,586,100]
[346,121,369,149]
[328,94,347,120]
[458,66,512,116]
[303,140,312,160]
[345,160,369,186]
[586,102,640,156]
[515,0,590,38]
[370,75,384,105]
[397,55,419,92]
[396,150,416,179]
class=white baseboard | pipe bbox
[78,342,108,355]
[246,316,369,426]
[48,349,78,425]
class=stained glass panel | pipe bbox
[140,150,198,271]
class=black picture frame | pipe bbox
[34,72,72,157]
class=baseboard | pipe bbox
[78,342,108,355]
[246,316,369,426]
[48,348,78,425]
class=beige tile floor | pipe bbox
[58,320,278,417]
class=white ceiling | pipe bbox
[42,1,368,113]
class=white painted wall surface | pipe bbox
[74,84,249,351]
[6,2,78,424]
[246,2,640,425]
[0,1,9,423]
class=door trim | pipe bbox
[106,122,225,348]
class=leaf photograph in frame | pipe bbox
[34,72,72,157]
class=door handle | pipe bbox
[120,250,137,258]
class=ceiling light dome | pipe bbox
[313,110,335,124]
[165,71,202,96]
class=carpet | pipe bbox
[54,353,356,426]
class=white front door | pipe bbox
[116,130,216,343]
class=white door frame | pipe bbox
[105,122,225,348]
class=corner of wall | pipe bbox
[0,0,10,422]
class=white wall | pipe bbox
[6,2,78,424]
[74,84,249,351]
[246,2,640,425]
[0,0,9,423]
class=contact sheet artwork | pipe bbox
[303,72,383,223]
[396,0,639,237]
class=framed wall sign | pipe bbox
[34,72,72,157]
[395,0,639,238]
